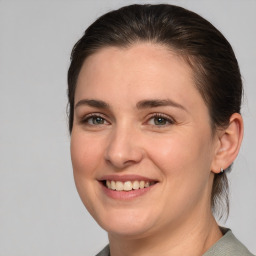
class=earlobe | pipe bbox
[211,113,244,174]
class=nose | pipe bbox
[104,126,144,170]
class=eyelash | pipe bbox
[147,113,175,127]
[80,113,175,127]
[81,113,109,126]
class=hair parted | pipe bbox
[67,4,243,219]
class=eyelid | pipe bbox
[80,113,110,125]
[146,112,176,126]
[79,112,175,126]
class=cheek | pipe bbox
[70,130,105,214]
[145,132,213,217]
[146,129,213,191]
[70,131,104,205]
[70,130,103,177]
[146,132,208,171]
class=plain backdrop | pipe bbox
[0,0,255,255]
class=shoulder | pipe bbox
[203,227,255,256]
[95,245,110,256]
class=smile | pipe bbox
[99,175,159,199]
[105,180,157,191]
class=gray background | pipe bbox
[0,0,255,255]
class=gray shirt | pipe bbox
[96,228,254,256]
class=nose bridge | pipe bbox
[105,122,143,169]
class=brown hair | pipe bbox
[67,4,242,218]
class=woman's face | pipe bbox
[71,43,218,238]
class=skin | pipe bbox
[70,43,243,256]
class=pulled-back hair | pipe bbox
[67,4,243,218]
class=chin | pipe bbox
[94,208,157,238]
[103,222,154,238]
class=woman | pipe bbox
[67,4,254,256]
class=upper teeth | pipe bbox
[106,180,153,191]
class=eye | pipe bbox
[82,114,109,126]
[89,116,105,125]
[147,114,175,126]
[153,116,168,125]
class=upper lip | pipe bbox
[98,174,158,182]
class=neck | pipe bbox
[108,208,222,256]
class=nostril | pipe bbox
[104,137,144,169]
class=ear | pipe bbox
[211,113,244,174]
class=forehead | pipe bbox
[75,43,205,111]
[79,43,191,82]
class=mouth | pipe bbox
[98,175,159,199]
[102,180,157,191]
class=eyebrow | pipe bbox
[75,99,110,109]
[75,98,187,112]
[136,99,187,111]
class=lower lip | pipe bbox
[100,182,156,200]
